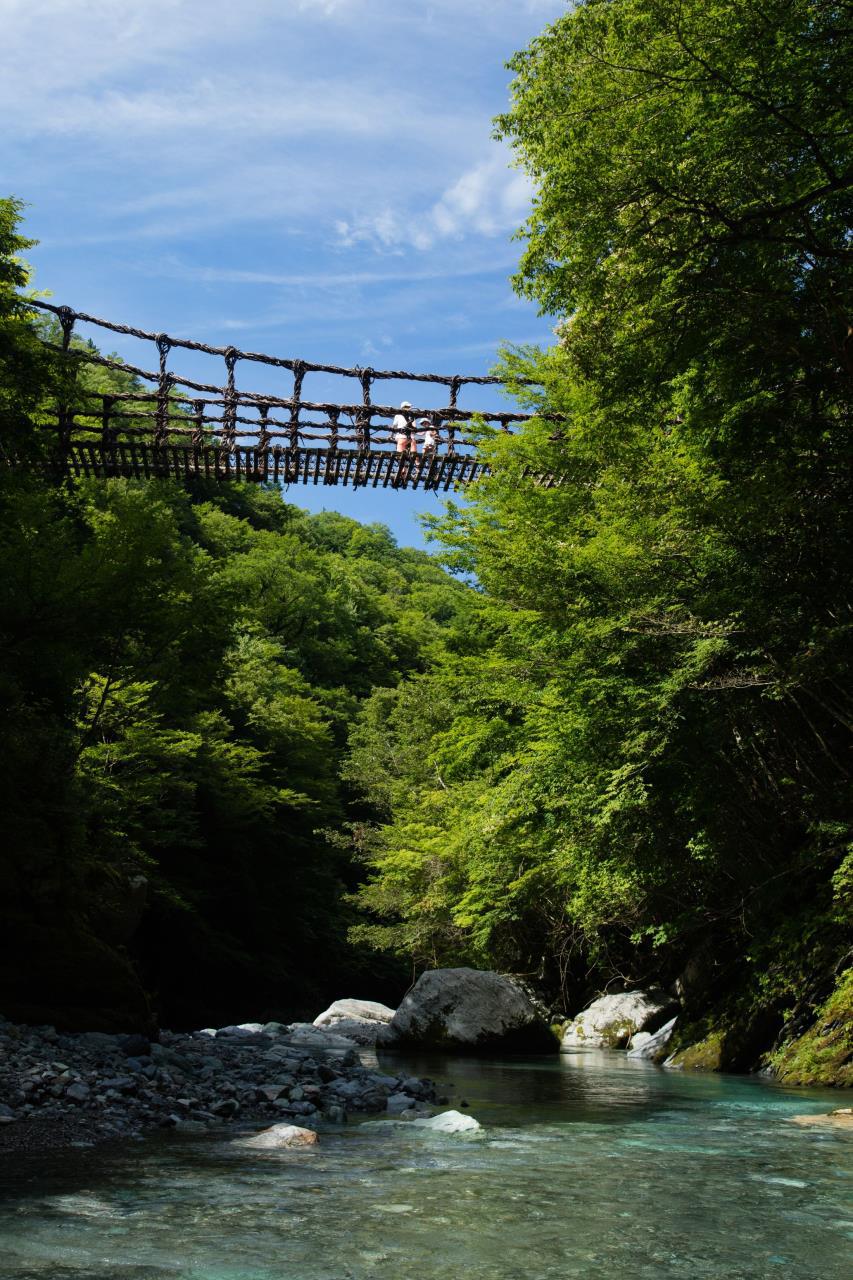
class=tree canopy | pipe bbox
[347,0,853,1068]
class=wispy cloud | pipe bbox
[152,255,522,289]
[335,151,532,252]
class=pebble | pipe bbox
[0,1014,437,1153]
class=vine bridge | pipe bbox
[14,299,567,491]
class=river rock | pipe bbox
[788,1108,853,1131]
[561,990,678,1050]
[281,1024,360,1053]
[312,999,397,1047]
[386,1092,415,1114]
[411,1110,481,1134]
[627,1016,678,1060]
[237,1123,319,1149]
[0,1009,441,1154]
[314,998,395,1028]
[389,968,554,1053]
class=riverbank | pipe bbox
[0,1016,437,1154]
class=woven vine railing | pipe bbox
[7,298,569,491]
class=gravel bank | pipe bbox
[0,1016,437,1154]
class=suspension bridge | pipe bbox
[8,299,568,491]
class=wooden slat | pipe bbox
[428,455,447,490]
[411,451,430,490]
[342,451,354,487]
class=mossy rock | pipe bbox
[667,1030,725,1072]
[772,970,853,1088]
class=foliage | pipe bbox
[771,968,853,1087]
[346,0,853,1056]
[0,196,479,1027]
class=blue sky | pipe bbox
[4,0,567,547]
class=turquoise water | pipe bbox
[0,1049,850,1279]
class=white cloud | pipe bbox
[335,151,532,252]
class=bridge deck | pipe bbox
[20,441,562,490]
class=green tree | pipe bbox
[347,0,853,1068]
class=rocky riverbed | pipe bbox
[0,1016,438,1154]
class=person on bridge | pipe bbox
[419,417,437,456]
[392,401,415,453]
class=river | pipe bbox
[0,1048,850,1279]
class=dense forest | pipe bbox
[1,0,851,1082]
[348,0,853,1082]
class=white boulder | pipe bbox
[561,990,677,1050]
[389,968,554,1052]
[313,999,398,1047]
[236,1123,318,1149]
[314,998,395,1027]
[627,1016,677,1060]
[411,1110,482,1134]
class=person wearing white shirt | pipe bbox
[392,401,414,453]
[419,417,437,455]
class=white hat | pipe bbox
[400,401,412,409]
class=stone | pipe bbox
[561,990,678,1050]
[236,1123,319,1149]
[282,1024,359,1050]
[664,1031,725,1072]
[258,1083,288,1102]
[410,1110,482,1134]
[99,1076,136,1093]
[314,999,395,1028]
[65,1082,91,1102]
[310,1017,396,1047]
[385,1092,414,1114]
[120,1034,151,1058]
[76,1032,119,1052]
[210,1098,239,1118]
[389,967,554,1053]
[627,1016,678,1060]
[787,1108,853,1131]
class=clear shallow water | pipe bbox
[0,1049,850,1280]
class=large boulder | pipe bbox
[313,999,397,1046]
[561,990,678,1051]
[389,968,554,1053]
